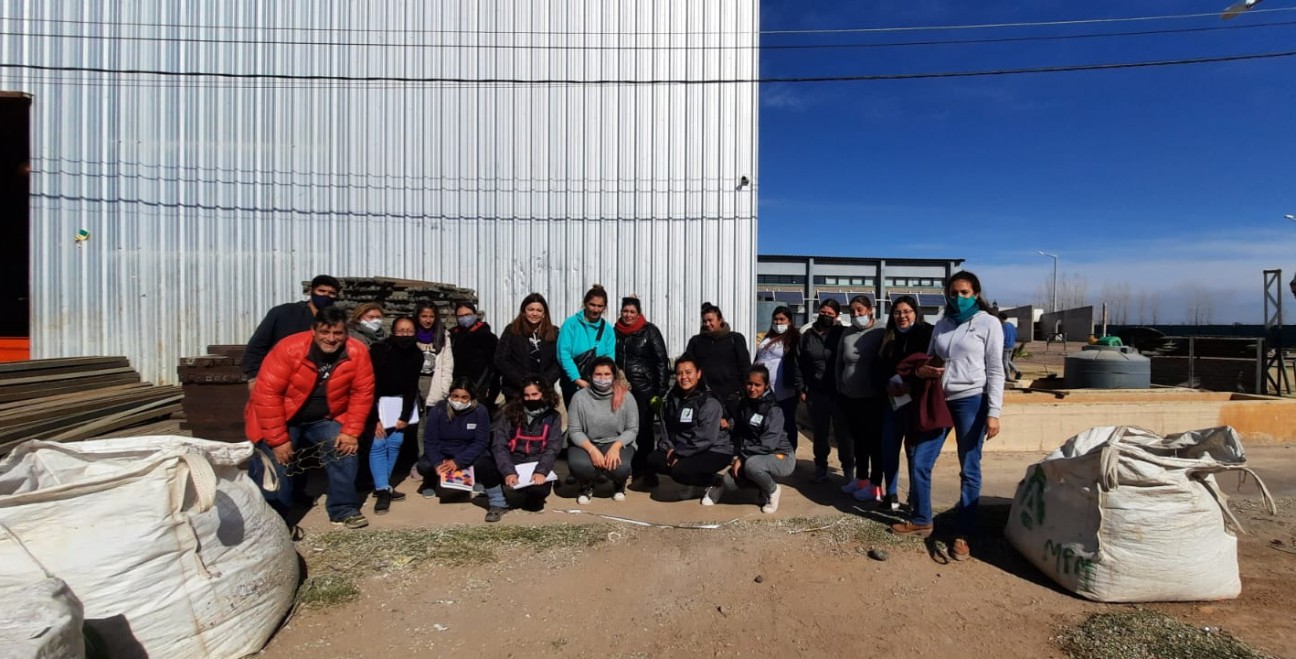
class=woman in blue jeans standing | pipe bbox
[891,272,1003,562]
[876,295,935,512]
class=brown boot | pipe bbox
[951,537,971,561]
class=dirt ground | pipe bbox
[261,442,1296,659]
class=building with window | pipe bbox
[756,254,965,324]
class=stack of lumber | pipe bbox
[178,345,249,441]
[0,357,183,456]
[315,277,479,323]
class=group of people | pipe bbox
[240,272,1004,560]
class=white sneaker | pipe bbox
[612,489,627,502]
[701,485,722,506]
[841,478,867,494]
[761,485,782,514]
[577,487,593,505]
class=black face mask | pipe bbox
[523,399,549,411]
[816,315,835,329]
[391,336,416,349]
[310,293,335,309]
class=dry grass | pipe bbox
[1059,610,1272,659]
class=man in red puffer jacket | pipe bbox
[245,307,375,529]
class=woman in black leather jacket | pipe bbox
[614,296,670,483]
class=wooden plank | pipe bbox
[0,357,129,376]
[0,384,149,413]
[0,387,180,427]
[0,374,142,403]
[0,389,182,444]
[43,399,184,442]
[0,367,140,387]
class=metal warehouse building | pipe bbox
[0,1,759,384]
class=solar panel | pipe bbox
[817,292,848,304]
[772,291,802,305]
[918,294,946,307]
[848,292,875,304]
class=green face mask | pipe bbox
[951,296,978,314]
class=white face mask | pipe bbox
[361,318,383,332]
[449,400,472,412]
[591,377,614,392]
[852,315,871,329]
[773,323,789,334]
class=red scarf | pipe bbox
[615,315,647,336]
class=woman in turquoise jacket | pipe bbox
[557,284,617,405]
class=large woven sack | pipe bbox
[0,523,85,659]
[0,436,298,658]
[1005,426,1274,602]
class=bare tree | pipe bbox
[1099,282,1132,325]
[1149,292,1159,324]
[1187,293,1215,325]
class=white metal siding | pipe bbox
[1,0,759,383]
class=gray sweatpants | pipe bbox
[723,453,795,496]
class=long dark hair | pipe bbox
[765,305,800,353]
[413,301,447,351]
[500,377,560,428]
[879,295,926,360]
[944,271,994,314]
[445,377,479,418]
[508,293,558,342]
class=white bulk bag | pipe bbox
[0,436,299,658]
[1005,425,1274,603]
[0,523,86,659]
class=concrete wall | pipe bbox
[1002,305,1036,343]
[1039,306,1095,343]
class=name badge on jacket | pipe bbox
[467,423,478,430]
[680,408,694,423]
[749,413,764,427]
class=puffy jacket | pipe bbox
[615,322,670,397]
[244,332,376,447]
[494,326,563,400]
[450,321,501,402]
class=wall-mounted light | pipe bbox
[739,176,750,188]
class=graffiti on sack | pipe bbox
[1018,465,1047,530]
[1043,539,1096,589]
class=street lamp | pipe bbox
[1038,250,1059,313]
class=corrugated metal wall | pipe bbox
[0,0,758,384]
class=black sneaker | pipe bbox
[373,490,392,514]
[881,494,900,512]
[389,489,407,502]
[484,506,506,523]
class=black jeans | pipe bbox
[806,389,838,470]
[630,390,657,478]
[646,449,731,487]
[839,395,886,484]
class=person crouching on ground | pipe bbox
[722,365,795,513]
[415,378,493,502]
[477,378,563,522]
[367,315,422,513]
[647,354,734,505]
[245,307,375,530]
[567,357,639,504]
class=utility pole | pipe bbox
[1038,251,1059,312]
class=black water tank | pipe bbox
[1064,345,1152,389]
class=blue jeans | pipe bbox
[883,404,945,500]
[369,429,405,492]
[907,395,987,532]
[777,396,800,451]
[249,419,361,522]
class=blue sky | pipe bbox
[757,0,1296,323]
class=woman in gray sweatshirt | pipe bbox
[836,295,888,503]
[891,271,1004,563]
[566,356,640,503]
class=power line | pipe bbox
[4,49,1295,85]
[763,6,1296,34]
[6,6,1295,37]
[4,19,1293,51]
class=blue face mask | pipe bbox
[310,293,335,309]
[895,325,912,334]
[457,314,478,329]
[949,296,977,313]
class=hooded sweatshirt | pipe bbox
[732,391,793,459]
[557,312,615,382]
[928,310,1005,418]
[658,386,733,457]
[836,323,887,399]
[567,385,640,449]
[684,324,751,399]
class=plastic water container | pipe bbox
[1064,345,1151,389]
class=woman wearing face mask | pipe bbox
[414,378,493,502]
[450,302,501,415]
[613,295,670,484]
[413,302,455,407]
[799,299,845,483]
[478,378,563,522]
[892,272,1003,562]
[349,303,388,347]
[566,357,639,503]
[647,354,734,505]
[723,365,795,514]
[684,303,751,411]
[754,306,803,451]
[495,293,562,403]
[366,316,422,513]
[876,295,936,512]
[557,284,616,406]
[836,295,887,503]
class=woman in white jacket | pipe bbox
[414,302,455,407]
[891,271,1004,563]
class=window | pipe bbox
[757,274,805,285]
